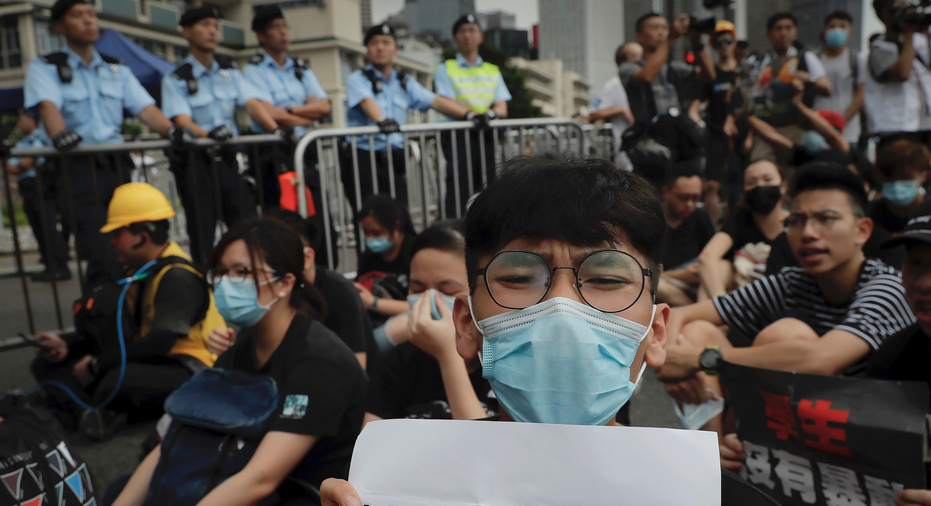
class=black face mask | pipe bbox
[744,185,782,214]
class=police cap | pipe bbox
[179,5,219,27]
[252,5,284,32]
[452,14,481,35]
[364,23,396,46]
[50,0,93,22]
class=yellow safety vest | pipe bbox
[444,59,500,113]
[128,241,224,367]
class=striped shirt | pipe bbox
[714,258,915,376]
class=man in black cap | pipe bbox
[434,14,511,218]
[161,5,285,265]
[24,0,183,287]
[343,23,481,208]
[243,5,331,225]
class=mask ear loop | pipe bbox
[634,304,658,388]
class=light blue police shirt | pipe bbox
[433,52,511,122]
[161,55,261,136]
[346,65,436,152]
[243,52,329,137]
[24,46,155,145]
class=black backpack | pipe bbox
[145,369,279,506]
[0,391,98,506]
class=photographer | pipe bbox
[865,0,931,134]
[620,12,716,124]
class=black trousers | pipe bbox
[441,129,496,218]
[51,154,131,287]
[170,147,257,266]
[31,353,192,432]
[339,146,409,211]
[18,175,70,269]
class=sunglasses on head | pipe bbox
[714,37,735,47]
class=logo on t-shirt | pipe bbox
[282,394,308,419]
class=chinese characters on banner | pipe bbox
[721,363,930,506]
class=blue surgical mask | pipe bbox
[407,288,457,320]
[801,130,830,154]
[883,180,919,206]
[470,296,655,426]
[365,235,394,253]
[825,28,848,49]
[213,276,280,327]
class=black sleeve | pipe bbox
[865,326,919,379]
[321,275,369,353]
[720,214,738,241]
[365,343,415,419]
[698,211,717,248]
[790,144,815,167]
[95,268,207,371]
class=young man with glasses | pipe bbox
[657,163,914,434]
[319,157,671,505]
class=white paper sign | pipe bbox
[348,419,721,506]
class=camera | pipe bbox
[893,0,931,29]
[689,15,717,34]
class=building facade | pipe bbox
[511,57,591,118]
[398,0,475,41]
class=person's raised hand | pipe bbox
[36,332,68,363]
[897,489,931,506]
[354,282,376,310]
[208,327,235,356]
[671,13,691,39]
[320,478,362,506]
[408,291,458,361]
[720,434,745,471]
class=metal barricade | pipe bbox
[581,123,617,161]
[0,134,284,346]
[293,118,586,274]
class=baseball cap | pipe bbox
[817,109,845,134]
[881,199,931,249]
[714,20,736,37]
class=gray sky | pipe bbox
[372,0,539,31]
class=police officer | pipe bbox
[243,6,330,216]
[434,14,511,217]
[24,0,180,287]
[5,111,72,282]
[345,23,482,209]
[161,6,287,266]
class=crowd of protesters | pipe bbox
[6,0,931,505]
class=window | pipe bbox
[276,0,325,10]
[35,20,64,56]
[136,38,167,59]
[164,0,188,12]
[0,17,22,69]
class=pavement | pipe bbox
[0,252,683,495]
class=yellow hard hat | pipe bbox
[714,20,737,37]
[100,182,176,233]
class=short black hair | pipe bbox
[874,0,896,20]
[824,10,853,26]
[128,220,170,246]
[359,194,417,237]
[464,157,666,294]
[636,12,665,33]
[664,158,702,187]
[411,220,465,259]
[789,162,870,218]
[736,40,749,49]
[767,12,797,31]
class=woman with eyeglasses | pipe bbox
[111,219,367,506]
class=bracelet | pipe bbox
[715,291,727,298]
[371,296,379,311]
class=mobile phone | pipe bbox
[19,333,51,352]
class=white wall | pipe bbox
[585,0,624,91]
[861,0,884,52]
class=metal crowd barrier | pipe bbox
[581,123,617,162]
[0,134,285,344]
[293,118,587,274]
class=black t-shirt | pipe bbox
[315,267,377,369]
[705,66,741,130]
[866,325,931,390]
[215,315,367,487]
[356,234,416,296]
[870,198,915,234]
[366,342,498,420]
[664,209,716,269]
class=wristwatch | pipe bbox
[371,296,379,312]
[285,105,294,114]
[699,346,724,376]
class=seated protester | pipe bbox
[658,163,914,437]
[32,183,222,439]
[697,160,792,299]
[746,74,851,168]
[112,219,367,506]
[319,156,672,506]
[365,223,498,425]
[354,195,418,320]
[209,208,376,371]
[871,138,929,235]
[657,159,717,306]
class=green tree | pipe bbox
[441,42,542,119]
